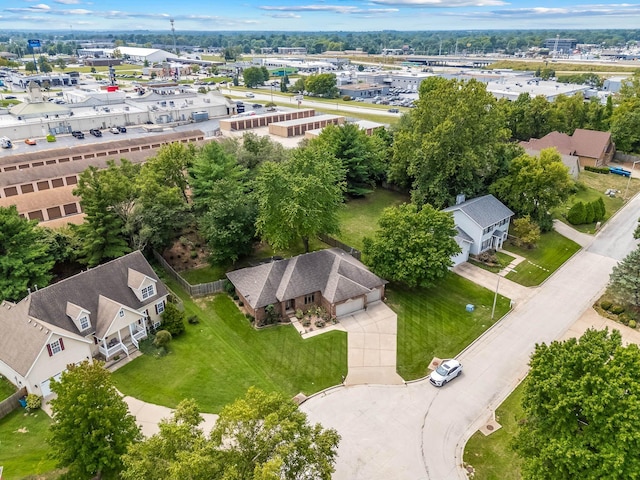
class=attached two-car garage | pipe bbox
[40,371,64,397]
[335,288,383,318]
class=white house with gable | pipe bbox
[444,194,515,266]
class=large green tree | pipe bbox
[243,66,266,88]
[304,73,338,98]
[49,361,141,479]
[254,145,345,252]
[514,329,640,480]
[363,203,459,287]
[609,245,640,309]
[122,389,340,480]
[310,123,387,197]
[490,148,574,229]
[610,98,640,153]
[73,162,135,265]
[221,133,290,171]
[0,205,54,302]
[211,387,340,480]
[391,77,509,208]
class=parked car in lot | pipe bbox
[109,127,120,134]
[117,126,126,133]
[72,131,85,139]
[89,128,102,137]
[429,359,462,387]
[252,103,262,109]
[24,138,37,145]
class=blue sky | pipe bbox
[2,0,639,31]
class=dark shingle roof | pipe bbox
[444,194,514,229]
[27,251,167,338]
[226,248,386,309]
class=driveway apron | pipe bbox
[339,301,404,386]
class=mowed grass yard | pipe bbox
[391,274,511,380]
[0,409,57,480]
[335,189,409,250]
[0,376,17,400]
[464,383,525,480]
[504,231,581,287]
[553,170,640,234]
[112,281,347,413]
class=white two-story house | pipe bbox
[444,194,515,266]
[0,251,168,397]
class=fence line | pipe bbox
[0,387,27,420]
[152,251,226,297]
[614,152,640,163]
[318,234,361,260]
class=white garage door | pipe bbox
[366,288,381,303]
[336,297,365,317]
[40,372,63,397]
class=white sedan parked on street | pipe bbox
[429,359,462,387]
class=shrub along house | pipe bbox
[226,248,387,323]
[0,251,168,397]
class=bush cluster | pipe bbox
[584,166,610,174]
[567,197,606,225]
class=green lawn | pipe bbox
[112,285,347,413]
[335,189,409,250]
[464,383,524,480]
[0,376,17,400]
[392,274,511,380]
[504,231,581,287]
[180,264,229,284]
[553,171,640,233]
[0,409,57,480]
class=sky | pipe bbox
[2,0,640,32]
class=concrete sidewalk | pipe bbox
[553,219,594,248]
[453,261,532,304]
[123,396,218,437]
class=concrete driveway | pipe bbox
[339,302,404,386]
[301,194,640,480]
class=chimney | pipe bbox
[456,194,466,205]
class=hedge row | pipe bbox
[567,197,606,225]
[584,165,610,174]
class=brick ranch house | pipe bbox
[226,248,387,323]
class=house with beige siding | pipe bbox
[0,251,168,397]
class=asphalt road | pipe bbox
[300,194,640,480]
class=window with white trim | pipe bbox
[47,338,65,356]
[304,294,315,305]
[79,315,90,330]
[141,284,155,299]
[156,301,165,314]
[119,309,125,317]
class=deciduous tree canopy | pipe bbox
[0,205,54,302]
[363,203,459,287]
[391,77,509,208]
[49,361,141,479]
[254,145,345,252]
[514,329,640,480]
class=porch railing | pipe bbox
[99,342,129,359]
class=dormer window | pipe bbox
[79,315,90,330]
[141,284,155,299]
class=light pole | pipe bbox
[491,267,516,321]
[623,160,640,200]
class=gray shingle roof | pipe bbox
[226,248,386,309]
[444,194,514,229]
[27,251,167,338]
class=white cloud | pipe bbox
[260,4,398,14]
[369,0,507,6]
[54,0,82,4]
